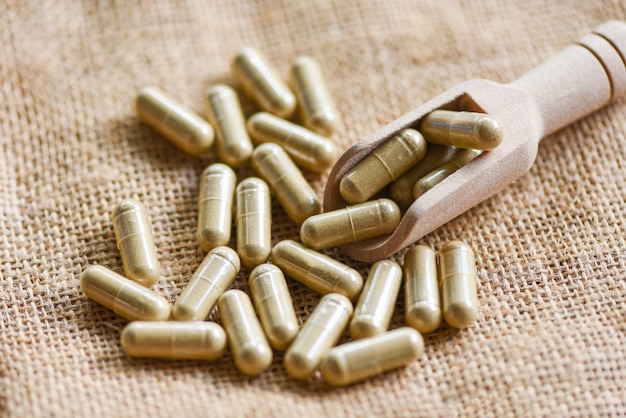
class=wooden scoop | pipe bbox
[323,20,626,262]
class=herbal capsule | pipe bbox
[340,129,427,204]
[112,199,160,287]
[136,87,214,155]
[251,143,321,224]
[205,84,253,167]
[231,47,296,118]
[196,163,237,252]
[172,246,240,321]
[271,240,363,301]
[412,149,482,199]
[218,289,273,376]
[121,321,226,360]
[321,327,424,386]
[289,56,338,136]
[404,245,441,333]
[439,240,478,329]
[236,177,272,268]
[80,265,170,321]
[420,110,504,151]
[247,112,338,172]
[350,260,402,340]
[284,293,353,379]
[249,264,299,350]
[300,198,401,251]
[390,144,458,208]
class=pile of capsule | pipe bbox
[81,47,495,387]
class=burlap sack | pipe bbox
[1,1,624,416]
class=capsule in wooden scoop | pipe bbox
[350,260,402,340]
[271,240,363,301]
[136,87,214,155]
[420,110,504,151]
[205,84,253,168]
[196,163,237,252]
[80,265,171,321]
[232,47,296,118]
[112,199,160,287]
[218,289,273,376]
[236,177,272,268]
[404,245,441,334]
[247,112,338,172]
[300,198,401,251]
[413,148,482,199]
[172,246,241,321]
[121,321,226,360]
[438,240,478,329]
[249,263,299,351]
[290,56,338,136]
[284,293,353,380]
[321,327,424,386]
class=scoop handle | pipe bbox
[510,21,626,139]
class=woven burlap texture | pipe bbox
[1,1,625,417]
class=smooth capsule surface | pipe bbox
[218,289,273,376]
[136,87,214,155]
[251,143,321,225]
[236,177,272,268]
[284,293,353,380]
[321,327,424,386]
[271,240,363,301]
[205,84,253,167]
[300,198,401,250]
[196,163,237,252]
[290,56,338,136]
[350,260,402,340]
[121,321,226,360]
[413,148,482,199]
[232,47,296,118]
[247,112,338,172]
[420,110,504,151]
[80,265,171,321]
[112,199,160,287]
[404,245,441,334]
[172,246,241,321]
[439,240,478,329]
[340,129,427,204]
[249,263,299,351]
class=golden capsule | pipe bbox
[284,293,353,380]
[289,56,338,136]
[247,112,338,172]
[251,143,321,225]
[350,260,402,340]
[121,321,226,360]
[271,240,363,301]
[420,110,504,151]
[404,245,441,334]
[80,265,171,321]
[218,289,273,376]
[172,246,241,321]
[112,199,160,287]
[300,198,401,251]
[389,144,458,208]
[321,327,424,386]
[412,148,482,199]
[196,163,237,252]
[439,240,478,329]
[136,87,214,155]
[231,47,296,118]
[249,263,299,351]
[205,84,254,168]
[236,177,272,268]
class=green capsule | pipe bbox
[439,240,478,329]
[404,245,441,333]
[412,148,482,199]
[236,177,272,269]
[420,110,504,151]
[196,163,236,252]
